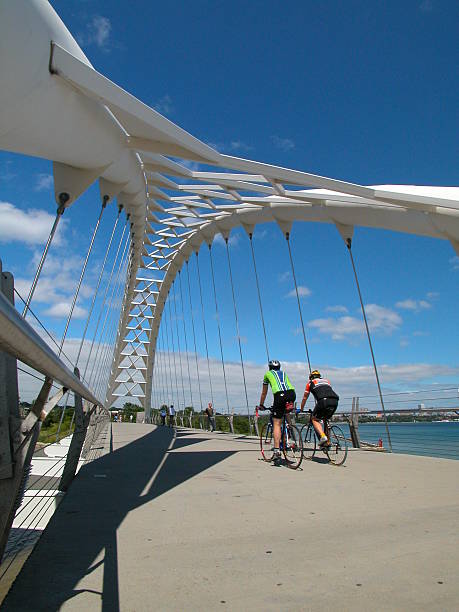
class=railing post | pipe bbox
[253,411,259,437]
[59,367,94,492]
[349,396,361,448]
[0,263,23,559]
[229,411,234,434]
[0,263,66,558]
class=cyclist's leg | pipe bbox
[312,400,326,438]
[272,417,282,449]
[312,416,324,435]
[312,400,330,445]
[316,400,338,445]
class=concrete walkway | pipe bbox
[3,423,459,611]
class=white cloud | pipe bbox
[78,15,112,49]
[229,141,253,152]
[206,140,253,153]
[151,348,459,413]
[0,202,65,246]
[213,232,240,247]
[285,285,311,298]
[426,291,439,299]
[309,315,363,340]
[278,271,291,282]
[17,336,114,404]
[400,339,409,347]
[43,302,88,319]
[271,135,295,151]
[154,94,174,115]
[413,330,429,337]
[450,256,459,270]
[395,298,431,311]
[326,305,348,313]
[35,173,53,191]
[253,229,268,240]
[309,304,402,340]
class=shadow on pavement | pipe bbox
[3,426,236,612]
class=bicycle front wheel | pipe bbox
[283,424,303,470]
[325,425,348,466]
[300,424,316,460]
[260,422,274,462]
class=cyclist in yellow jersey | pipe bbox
[258,360,296,464]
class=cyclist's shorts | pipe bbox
[272,389,296,419]
[313,398,338,420]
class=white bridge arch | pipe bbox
[1,1,458,410]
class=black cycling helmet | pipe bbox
[268,360,281,370]
[309,369,321,380]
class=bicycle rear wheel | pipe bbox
[325,425,348,466]
[300,424,316,460]
[283,424,303,469]
[260,423,274,462]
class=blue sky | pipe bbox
[1,0,458,406]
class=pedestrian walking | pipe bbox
[206,402,216,432]
[168,404,176,428]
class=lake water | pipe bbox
[334,421,459,460]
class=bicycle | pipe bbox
[256,405,303,469]
[299,409,348,466]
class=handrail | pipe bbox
[0,292,101,406]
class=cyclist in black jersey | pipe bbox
[300,369,339,447]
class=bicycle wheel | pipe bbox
[300,424,316,460]
[260,422,274,462]
[283,424,303,469]
[325,425,348,466]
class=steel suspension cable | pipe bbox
[225,238,250,423]
[82,218,128,382]
[172,281,187,411]
[345,238,393,452]
[87,226,130,387]
[23,200,66,318]
[161,323,172,406]
[167,294,181,411]
[186,260,203,411]
[97,243,133,396]
[59,199,107,356]
[163,302,175,408]
[248,233,270,363]
[75,205,121,367]
[158,328,167,407]
[92,261,128,396]
[208,244,230,414]
[94,243,132,398]
[285,232,312,373]
[178,270,194,410]
[195,251,214,408]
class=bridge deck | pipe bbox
[3,423,459,611]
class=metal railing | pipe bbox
[0,263,110,568]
